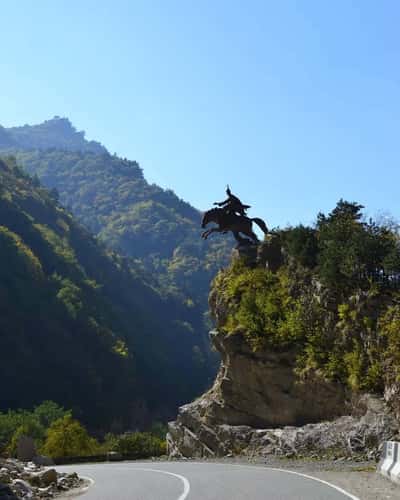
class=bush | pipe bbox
[149,422,168,440]
[41,415,100,458]
[0,401,70,454]
[112,432,166,458]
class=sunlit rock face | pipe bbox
[167,327,347,458]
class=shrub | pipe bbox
[112,432,166,458]
[41,415,100,458]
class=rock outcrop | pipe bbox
[168,390,397,460]
[167,327,397,459]
[167,243,400,459]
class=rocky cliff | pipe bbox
[167,238,400,460]
[168,327,397,460]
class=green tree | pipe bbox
[316,199,400,297]
[0,410,44,453]
[33,401,70,429]
[282,225,318,269]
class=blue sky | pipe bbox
[1,1,399,228]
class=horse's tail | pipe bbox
[251,217,268,234]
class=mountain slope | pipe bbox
[0,157,213,431]
[1,116,230,299]
[0,117,231,368]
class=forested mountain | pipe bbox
[0,117,231,342]
[0,156,215,432]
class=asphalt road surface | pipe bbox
[57,461,359,500]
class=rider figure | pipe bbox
[214,185,250,217]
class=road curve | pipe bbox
[57,461,359,500]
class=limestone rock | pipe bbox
[0,458,83,498]
[168,394,397,459]
[12,478,34,498]
[168,327,397,458]
[57,472,80,491]
[193,329,344,429]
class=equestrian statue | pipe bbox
[201,186,268,245]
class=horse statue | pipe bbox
[201,207,268,245]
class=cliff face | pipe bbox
[167,332,349,459]
[167,243,399,459]
[181,329,345,430]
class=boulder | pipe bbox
[12,478,34,498]
[38,469,57,486]
[57,472,80,491]
[0,458,83,498]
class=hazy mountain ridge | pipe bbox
[1,117,106,154]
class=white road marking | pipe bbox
[267,467,360,500]
[118,466,190,500]
[187,461,360,500]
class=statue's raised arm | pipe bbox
[213,185,250,217]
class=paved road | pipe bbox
[57,462,359,500]
[57,461,359,500]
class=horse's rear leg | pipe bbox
[233,231,250,246]
[250,231,259,243]
[240,228,259,244]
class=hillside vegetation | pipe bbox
[0,156,214,431]
[0,400,166,459]
[0,117,230,311]
[214,200,400,395]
